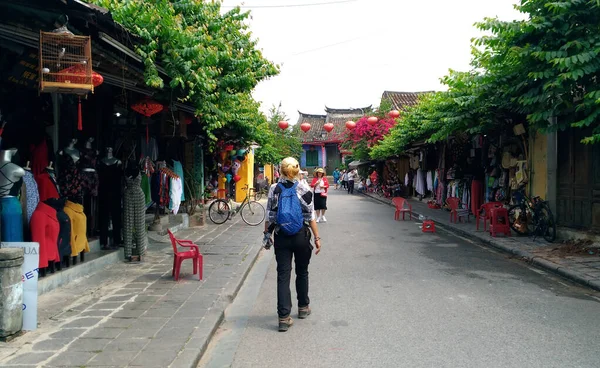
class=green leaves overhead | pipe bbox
[371,0,600,157]
[91,0,279,142]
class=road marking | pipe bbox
[198,248,274,368]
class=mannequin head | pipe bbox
[0,149,25,197]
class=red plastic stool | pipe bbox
[489,207,511,237]
[422,219,436,233]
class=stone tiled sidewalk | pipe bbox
[362,192,600,291]
[0,218,263,368]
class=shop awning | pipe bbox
[348,160,370,169]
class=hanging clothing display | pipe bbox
[64,200,90,256]
[30,201,60,268]
[172,160,185,201]
[20,171,39,224]
[123,175,148,259]
[426,170,434,192]
[98,161,123,247]
[1,196,24,241]
[471,180,484,215]
[45,198,72,259]
[58,154,84,201]
[35,171,59,201]
[169,177,183,214]
[415,169,426,196]
[30,138,49,176]
[141,174,152,207]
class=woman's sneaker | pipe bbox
[321,216,327,223]
[278,316,293,332]
[298,306,311,319]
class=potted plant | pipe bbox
[184,168,205,227]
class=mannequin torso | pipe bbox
[0,149,25,197]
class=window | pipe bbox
[306,149,318,167]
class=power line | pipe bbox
[222,0,358,9]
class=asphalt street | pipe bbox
[199,189,600,368]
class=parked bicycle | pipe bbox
[507,186,556,242]
[249,186,268,201]
[208,184,266,226]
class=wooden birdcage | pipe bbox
[39,31,94,94]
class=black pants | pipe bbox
[348,180,355,194]
[274,227,313,318]
[341,180,347,189]
[99,195,122,246]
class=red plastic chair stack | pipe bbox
[168,229,203,281]
[476,202,504,231]
[489,207,511,237]
[422,219,436,233]
[392,197,412,221]
[446,197,470,223]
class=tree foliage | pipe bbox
[254,105,302,165]
[91,0,279,142]
[371,0,600,159]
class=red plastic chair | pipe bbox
[489,207,511,237]
[476,202,504,231]
[168,229,203,281]
[392,197,412,220]
[447,197,470,223]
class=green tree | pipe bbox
[254,104,302,165]
[91,0,279,143]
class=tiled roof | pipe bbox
[381,91,433,111]
[298,109,364,143]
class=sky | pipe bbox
[220,0,525,124]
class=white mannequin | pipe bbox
[0,149,25,197]
[101,147,121,166]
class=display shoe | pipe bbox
[278,316,294,332]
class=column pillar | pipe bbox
[547,118,558,214]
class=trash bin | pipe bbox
[0,247,24,340]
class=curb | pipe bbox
[361,192,600,292]
[186,236,264,367]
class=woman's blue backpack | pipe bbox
[277,182,304,235]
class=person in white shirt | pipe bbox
[310,168,330,222]
[347,169,357,194]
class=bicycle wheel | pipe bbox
[208,199,230,224]
[240,201,266,226]
[538,203,557,243]
[508,205,530,235]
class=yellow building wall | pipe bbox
[236,151,255,202]
[530,131,548,199]
[264,164,274,184]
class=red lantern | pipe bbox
[57,65,104,131]
[300,122,311,133]
[324,123,334,133]
[131,98,164,144]
[278,121,289,130]
[367,116,379,126]
[233,175,241,183]
[389,110,400,119]
[345,120,356,130]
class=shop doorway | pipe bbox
[557,127,600,231]
[326,144,341,171]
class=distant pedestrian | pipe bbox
[332,167,341,190]
[347,169,357,194]
[263,157,321,332]
[310,168,329,223]
[341,170,348,190]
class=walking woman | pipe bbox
[310,168,329,223]
[263,157,321,332]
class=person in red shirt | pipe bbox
[310,168,329,223]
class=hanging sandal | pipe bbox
[278,316,293,332]
[298,306,311,319]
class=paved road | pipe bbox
[200,190,600,368]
